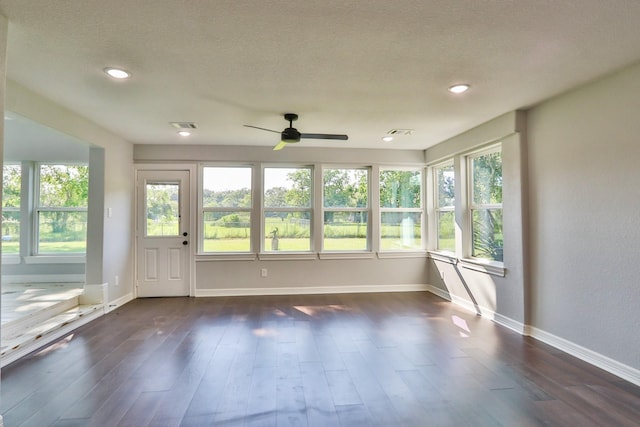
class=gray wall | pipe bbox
[6,81,135,306]
[425,112,528,328]
[135,145,430,295]
[527,62,640,371]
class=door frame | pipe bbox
[134,163,196,297]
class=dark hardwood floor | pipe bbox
[1,292,639,426]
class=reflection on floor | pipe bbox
[1,282,104,367]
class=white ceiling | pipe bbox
[2,0,640,151]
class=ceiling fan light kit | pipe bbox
[245,113,348,150]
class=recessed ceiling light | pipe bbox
[382,136,394,142]
[177,130,191,137]
[104,67,131,79]
[448,84,470,94]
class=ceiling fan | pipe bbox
[244,113,348,150]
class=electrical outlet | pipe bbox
[261,268,268,278]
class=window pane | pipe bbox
[472,209,503,261]
[3,164,21,208]
[3,164,21,254]
[436,165,455,207]
[324,211,368,251]
[264,167,311,208]
[39,165,88,208]
[203,211,250,252]
[323,169,368,208]
[472,152,502,205]
[380,212,422,250]
[1,210,20,254]
[437,211,455,252]
[146,183,179,236]
[264,212,311,252]
[203,167,252,208]
[38,211,87,253]
[380,170,421,208]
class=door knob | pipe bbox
[182,240,188,245]
[183,232,188,236]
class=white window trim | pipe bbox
[198,164,255,255]
[432,161,455,255]
[466,144,503,264]
[378,166,425,252]
[262,165,314,254]
[321,166,372,253]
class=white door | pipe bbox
[136,170,190,297]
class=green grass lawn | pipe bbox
[1,240,86,254]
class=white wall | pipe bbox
[6,81,135,306]
[527,62,640,372]
[135,144,430,295]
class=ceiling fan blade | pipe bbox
[300,133,348,140]
[244,124,280,134]
[273,141,288,151]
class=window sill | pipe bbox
[196,253,257,261]
[427,251,458,264]
[377,251,428,259]
[259,252,317,261]
[319,252,375,260]
[459,258,506,277]
[24,255,86,264]
[1,255,21,265]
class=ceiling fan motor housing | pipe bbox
[281,127,301,142]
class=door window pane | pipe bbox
[146,183,179,237]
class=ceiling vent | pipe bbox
[386,129,414,136]
[170,122,198,129]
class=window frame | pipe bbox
[34,162,89,256]
[433,161,456,254]
[199,164,254,254]
[321,166,371,253]
[466,144,503,264]
[378,166,425,252]
[261,165,314,254]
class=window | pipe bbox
[145,183,179,237]
[323,168,369,251]
[469,147,503,262]
[2,164,21,254]
[434,163,455,252]
[36,164,88,254]
[263,167,312,252]
[379,169,423,250]
[201,166,252,252]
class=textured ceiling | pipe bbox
[2,0,640,150]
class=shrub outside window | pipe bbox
[469,148,503,262]
[323,168,369,251]
[202,166,252,252]
[2,164,21,254]
[379,169,423,250]
[434,163,455,252]
[263,167,312,252]
[36,164,88,254]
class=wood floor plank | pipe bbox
[1,292,639,427]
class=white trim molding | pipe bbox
[426,284,640,388]
[526,326,640,388]
[106,292,134,313]
[196,283,429,298]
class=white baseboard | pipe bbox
[527,326,640,387]
[105,292,134,313]
[426,284,640,388]
[196,283,429,298]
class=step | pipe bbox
[1,296,81,341]
[1,303,104,367]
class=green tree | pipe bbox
[3,165,21,208]
[380,170,421,208]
